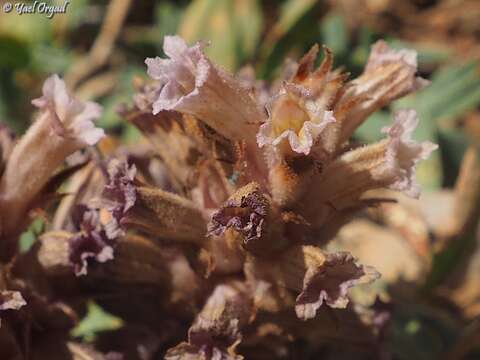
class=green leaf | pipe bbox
[391,304,458,360]
[179,0,262,70]
[320,13,348,57]
[423,146,480,293]
[19,218,45,253]
[232,0,263,64]
[71,301,123,342]
[437,125,468,187]
[30,44,73,73]
[274,0,318,37]
[98,66,146,130]
[60,0,91,30]
[258,0,319,78]
[350,27,377,71]
[0,11,52,45]
[354,111,390,143]
[155,2,183,48]
[388,40,452,67]
[0,36,30,70]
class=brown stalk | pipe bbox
[65,0,132,89]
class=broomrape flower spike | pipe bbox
[0,34,442,359]
[0,74,104,240]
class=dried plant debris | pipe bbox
[0,36,444,359]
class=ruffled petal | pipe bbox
[208,183,269,244]
[382,109,438,198]
[145,36,264,143]
[295,251,380,320]
[337,41,427,143]
[31,74,104,146]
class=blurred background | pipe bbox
[1,0,480,358]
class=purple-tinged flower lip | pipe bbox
[31,74,104,146]
[208,183,269,244]
[103,159,137,217]
[295,251,380,320]
[67,160,138,276]
[382,109,438,198]
[144,36,265,145]
[68,206,116,276]
[145,36,211,115]
[69,229,114,277]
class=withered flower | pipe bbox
[244,246,378,321]
[166,282,252,360]
[69,207,115,276]
[208,183,269,244]
[67,160,137,275]
[103,159,137,233]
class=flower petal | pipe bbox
[382,109,438,198]
[145,36,264,143]
[295,251,380,320]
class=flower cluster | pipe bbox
[0,36,437,359]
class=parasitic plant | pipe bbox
[0,36,438,359]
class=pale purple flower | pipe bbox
[32,74,104,146]
[383,109,438,198]
[0,75,104,238]
[295,251,380,320]
[145,36,264,143]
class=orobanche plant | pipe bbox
[0,35,436,359]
